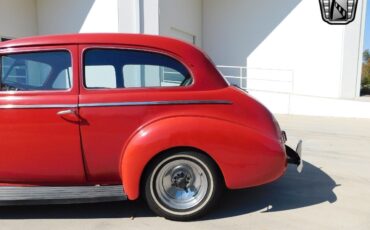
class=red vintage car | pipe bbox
[0,34,302,220]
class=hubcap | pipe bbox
[154,159,209,210]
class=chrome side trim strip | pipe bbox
[78,100,232,108]
[0,185,126,205]
[0,100,232,110]
[0,104,77,109]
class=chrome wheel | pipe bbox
[145,151,221,220]
[154,158,209,210]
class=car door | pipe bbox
[0,46,85,184]
[78,45,193,183]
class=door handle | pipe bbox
[57,109,80,122]
[57,109,76,116]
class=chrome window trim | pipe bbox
[0,104,77,109]
[0,100,231,110]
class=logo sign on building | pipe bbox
[319,0,358,25]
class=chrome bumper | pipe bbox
[285,140,303,173]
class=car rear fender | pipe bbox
[120,116,286,200]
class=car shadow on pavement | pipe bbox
[0,161,337,220]
[0,200,152,219]
[204,161,339,220]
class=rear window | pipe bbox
[84,49,192,89]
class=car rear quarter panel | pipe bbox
[121,114,286,200]
[117,87,287,200]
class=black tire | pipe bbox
[143,150,222,221]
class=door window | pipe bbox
[0,51,72,91]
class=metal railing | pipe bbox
[161,67,183,85]
[217,65,295,94]
[217,65,248,91]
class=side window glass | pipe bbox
[85,65,116,88]
[1,51,72,91]
[53,67,72,90]
[84,49,192,89]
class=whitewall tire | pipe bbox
[143,150,222,221]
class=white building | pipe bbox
[0,0,369,118]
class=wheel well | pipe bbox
[139,146,225,199]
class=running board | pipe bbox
[0,185,126,205]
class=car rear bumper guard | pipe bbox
[285,140,303,173]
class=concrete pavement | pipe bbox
[0,115,369,230]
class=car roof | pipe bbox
[0,33,229,90]
[0,33,208,65]
[0,33,195,52]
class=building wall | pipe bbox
[203,0,348,99]
[0,0,38,38]
[143,0,160,35]
[118,0,159,35]
[118,0,141,34]
[37,0,119,35]
[159,0,202,46]
[202,0,370,118]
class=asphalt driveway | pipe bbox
[0,115,369,230]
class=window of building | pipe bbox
[0,51,72,91]
[84,49,192,89]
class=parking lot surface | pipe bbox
[0,115,369,230]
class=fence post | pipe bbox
[240,67,243,89]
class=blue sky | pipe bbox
[364,0,370,50]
